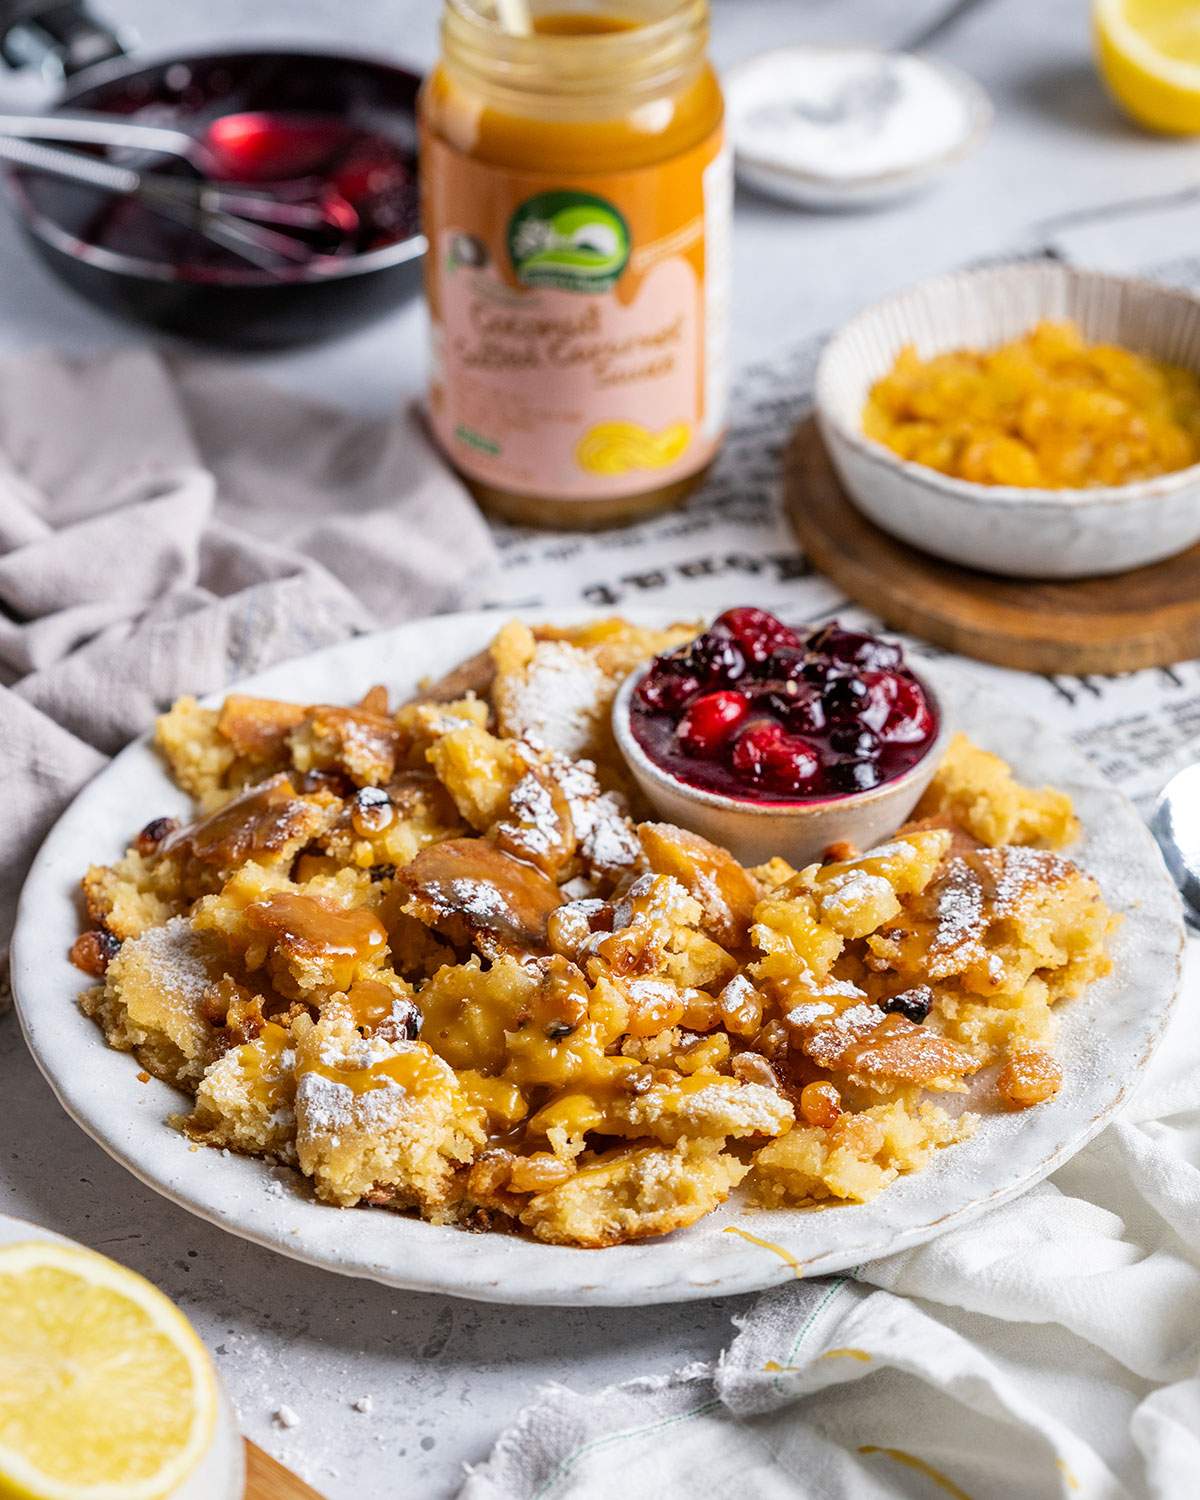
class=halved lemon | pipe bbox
[0,1242,216,1500]
[1095,0,1200,133]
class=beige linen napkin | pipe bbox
[0,348,498,969]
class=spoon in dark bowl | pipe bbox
[0,106,372,230]
[0,133,333,266]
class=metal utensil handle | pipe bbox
[0,134,312,269]
[0,110,204,168]
[135,176,320,262]
[143,190,311,270]
[0,130,137,190]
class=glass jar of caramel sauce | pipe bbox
[420,0,729,529]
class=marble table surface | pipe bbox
[2,0,1197,1493]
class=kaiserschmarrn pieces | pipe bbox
[72,617,1117,1247]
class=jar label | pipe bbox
[423,126,730,503]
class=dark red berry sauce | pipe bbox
[28,108,417,277]
[629,609,937,804]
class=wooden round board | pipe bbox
[245,1440,322,1499]
[784,416,1200,674]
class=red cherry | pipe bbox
[637,667,701,712]
[761,734,821,793]
[863,671,933,743]
[731,721,820,791]
[883,677,934,744]
[713,607,800,665]
[676,691,750,756]
[861,670,900,733]
[731,720,786,776]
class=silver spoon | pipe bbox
[0,135,315,269]
[0,108,218,173]
[1150,764,1200,924]
[0,110,344,230]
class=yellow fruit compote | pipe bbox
[863,319,1200,488]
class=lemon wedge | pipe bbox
[1095,0,1200,132]
[0,1242,216,1500]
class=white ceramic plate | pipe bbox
[11,609,1184,1306]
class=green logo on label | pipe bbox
[507,191,630,292]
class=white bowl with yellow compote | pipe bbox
[815,262,1200,578]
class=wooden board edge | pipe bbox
[245,1438,325,1500]
[783,422,1200,674]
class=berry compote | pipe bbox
[629,609,937,803]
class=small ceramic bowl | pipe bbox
[612,664,952,868]
[815,262,1200,578]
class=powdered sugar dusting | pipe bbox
[498,769,565,860]
[802,1001,885,1066]
[501,642,607,759]
[820,869,894,920]
[931,857,987,975]
[784,999,836,1029]
[551,755,639,875]
[125,916,215,1011]
[987,845,1072,918]
[296,1070,416,1138]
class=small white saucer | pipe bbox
[727,45,992,211]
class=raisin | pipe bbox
[69,928,121,977]
[134,816,180,857]
[881,985,934,1023]
[997,1047,1062,1109]
[374,999,423,1043]
[799,1080,842,1128]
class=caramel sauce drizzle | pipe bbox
[722,1225,804,1276]
[245,893,386,958]
[308,1048,445,1098]
[858,1448,974,1500]
[161,775,306,865]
